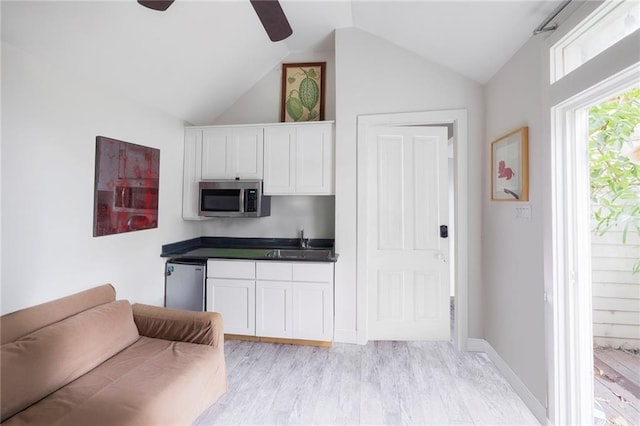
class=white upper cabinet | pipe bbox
[264,122,334,195]
[263,126,296,193]
[201,127,264,180]
[182,128,203,220]
[201,128,229,179]
[234,127,264,179]
[295,123,334,194]
[182,122,333,219]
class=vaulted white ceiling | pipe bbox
[1,1,563,125]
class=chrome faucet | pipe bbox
[299,228,310,249]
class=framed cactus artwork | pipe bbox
[281,62,325,122]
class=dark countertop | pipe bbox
[161,237,338,262]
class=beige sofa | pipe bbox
[0,284,227,425]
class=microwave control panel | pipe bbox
[245,189,258,212]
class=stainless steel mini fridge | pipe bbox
[164,259,206,311]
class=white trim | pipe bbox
[548,63,640,425]
[543,1,640,420]
[551,30,640,106]
[185,120,336,130]
[468,338,547,424]
[550,1,635,84]
[355,109,468,350]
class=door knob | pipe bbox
[434,252,447,263]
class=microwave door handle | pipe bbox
[239,189,245,213]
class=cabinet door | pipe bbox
[201,127,263,179]
[233,127,264,179]
[207,278,256,335]
[201,127,232,179]
[183,128,203,220]
[263,126,296,195]
[292,282,333,341]
[295,124,334,195]
[256,281,292,338]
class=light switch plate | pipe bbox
[515,204,532,221]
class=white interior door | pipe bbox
[366,126,450,340]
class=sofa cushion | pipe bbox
[1,284,116,345]
[3,336,227,426]
[1,300,139,421]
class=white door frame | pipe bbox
[548,64,640,424]
[356,109,468,350]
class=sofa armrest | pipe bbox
[131,304,223,347]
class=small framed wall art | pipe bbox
[281,62,325,122]
[491,126,529,201]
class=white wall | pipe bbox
[334,28,485,342]
[203,50,336,240]
[212,51,335,125]
[484,4,640,409]
[1,42,200,314]
[483,36,547,407]
[201,196,335,239]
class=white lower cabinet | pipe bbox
[206,260,256,335]
[256,261,334,341]
[207,278,255,335]
[255,281,292,338]
[207,259,334,342]
[292,282,333,341]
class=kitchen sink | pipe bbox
[265,248,333,261]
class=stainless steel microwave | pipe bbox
[198,180,271,217]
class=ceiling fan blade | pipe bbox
[250,0,293,42]
[137,0,174,12]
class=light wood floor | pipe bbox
[194,338,540,425]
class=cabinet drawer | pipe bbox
[292,263,333,283]
[256,262,292,281]
[207,260,255,279]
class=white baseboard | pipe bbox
[467,338,547,424]
[333,329,358,344]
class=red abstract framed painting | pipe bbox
[93,136,159,236]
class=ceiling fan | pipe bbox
[137,0,293,42]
